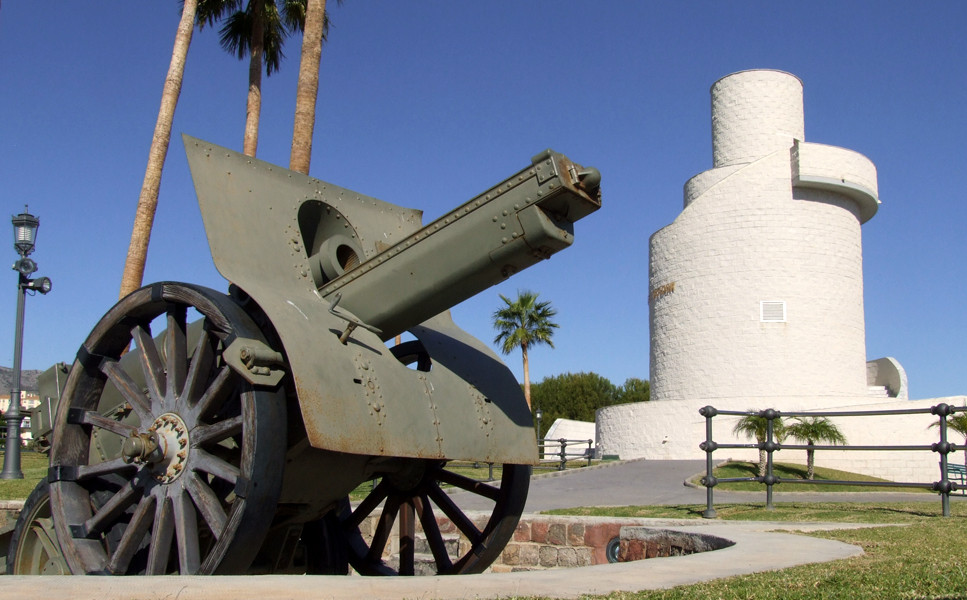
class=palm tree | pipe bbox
[289,0,338,174]
[196,0,305,157]
[929,409,967,466]
[492,291,558,411]
[732,410,785,477]
[785,416,847,480]
[119,0,199,299]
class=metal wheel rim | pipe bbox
[6,479,69,575]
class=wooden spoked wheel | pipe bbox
[48,283,286,575]
[5,480,69,575]
[337,461,530,575]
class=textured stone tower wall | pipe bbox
[649,70,877,404]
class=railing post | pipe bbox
[559,438,568,471]
[933,403,953,517]
[699,406,718,519]
[587,439,593,467]
[763,409,780,511]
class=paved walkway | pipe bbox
[485,459,956,513]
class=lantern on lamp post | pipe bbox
[1,207,52,479]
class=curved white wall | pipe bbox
[711,70,805,168]
[649,69,877,404]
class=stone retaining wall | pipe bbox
[490,515,656,572]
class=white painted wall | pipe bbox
[542,418,595,461]
[595,396,967,484]
[649,70,877,405]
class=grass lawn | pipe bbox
[690,461,932,493]
[546,502,967,599]
[0,451,47,501]
[1,452,597,503]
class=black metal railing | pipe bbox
[537,437,595,471]
[698,403,965,518]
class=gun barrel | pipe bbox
[318,150,601,340]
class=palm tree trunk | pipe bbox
[289,0,326,174]
[119,0,197,299]
[757,448,767,477]
[522,342,531,411]
[243,0,265,157]
[806,448,815,480]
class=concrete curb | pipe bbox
[0,517,868,599]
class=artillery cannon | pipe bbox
[6,137,601,576]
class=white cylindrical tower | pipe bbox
[649,69,880,405]
[711,70,804,167]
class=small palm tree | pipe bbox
[785,416,847,480]
[732,410,785,477]
[929,408,967,466]
[492,291,558,411]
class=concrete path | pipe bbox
[452,458,953,513]
[2,458,930,599]
[0,519,865,599]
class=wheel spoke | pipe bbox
[191,449,240,485]
[76,477,142,539]
[183,329,216,405]
[76,457,138,481]
[188,366,235,423]
[427,483,482,544]
[146,495,174,575]
[192,414,243,447]
[100,359,153,425]
[183,471,228,537]
[367,495,402,563]
[106,495,155,574]
[70,408,138,439]
[415,494,453,571]
[398,499,416,575]
[347,480,391,529]
[435,468,500,502]
[132,325,165,413]
[172,488,201,574]
[165,304,188,406]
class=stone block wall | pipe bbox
[491,515,655,572]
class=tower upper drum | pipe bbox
[711,70,805,168]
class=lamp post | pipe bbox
[1,207,51,479]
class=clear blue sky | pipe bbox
[1,2,964,399]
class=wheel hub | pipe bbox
[120,413,190,483]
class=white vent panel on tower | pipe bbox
[760,301,786,322]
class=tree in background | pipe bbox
[196,0,306,157]
[785,416,847,480]
[529,372,617,438]
[290,0,339,174]
[616,377,650,404]
[732,410,785,477]
[119,0,199,299]
[929,408,967,466]
[492,291,558,411]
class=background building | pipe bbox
[597,70,964,482]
